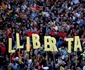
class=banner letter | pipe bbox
[16,33,23,48]
[44,36,57,51]
[26,37,30,52]
[32,34,40,49]
[66,38,73,53]
[74,36,82,51]
[44,36,51,51]
[51,37,58,52]
[8,38,15,53]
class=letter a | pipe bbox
[74,36,82,52]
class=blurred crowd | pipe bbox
[0,0,85,70]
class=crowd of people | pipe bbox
[0,0,85,70]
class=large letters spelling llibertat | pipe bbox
[8,33,82,53]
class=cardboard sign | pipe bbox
[32,34,41,49]
[8,38,15,53]
[74,36,82,51]
[26,37,30,52]
[16,33,23,49]
[66,38,73,53]
[44,36,58,51]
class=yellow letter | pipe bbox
[74,36,82,52]
[8,38,15,53]
[66,38,73,53]
[16,33,23,48]
[51,37,58,52]
[44,36,57,51]
[32,34,40,49]
[44,36,51,51]
[26,37,30,52]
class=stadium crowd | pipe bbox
[0,0,85,70]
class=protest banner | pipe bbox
[8,33,82,53]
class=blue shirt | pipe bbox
[57,41,63,48]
